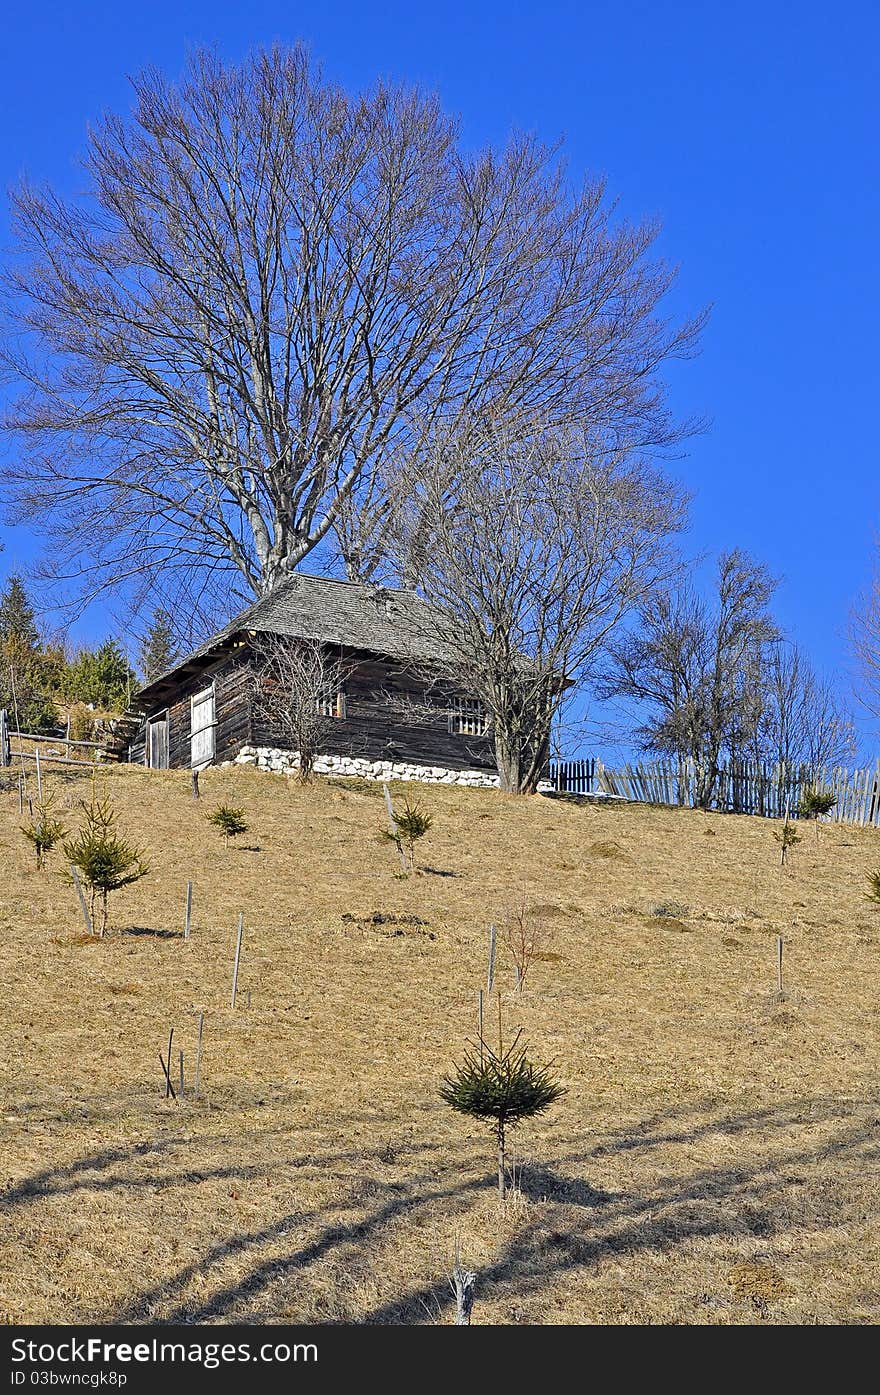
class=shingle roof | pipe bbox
[134,572,451,704]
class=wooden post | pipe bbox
[0,708,9,767]
[777,935,784,995]
[194,1011,204,1100]
[486,923,496,995]
[34,746,43,804]
[70,866,93,936]
[184,881,193,940]
[231,913,244,1009]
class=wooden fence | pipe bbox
[548,758,597,795]
[0,710,104,770]
[550,753,880,828]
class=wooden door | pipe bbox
[147,713,169,769]
[190,686,216,769]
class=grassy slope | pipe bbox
[1,764,878,1325]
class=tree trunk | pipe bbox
[494,731,522,794]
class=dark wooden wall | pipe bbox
[133,644,495,773]
[250,651,495,771]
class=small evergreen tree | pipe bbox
[21,792,66,870]
[139,610,178,685]
[798,787,836,841]
[440,1031,565,1198]
[63,790,149,935]
[383,798,433,872]
[774,818,801,866]
[208,804,249,848]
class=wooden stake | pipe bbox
[497,990,503,1057]
[478,989,484,1063]
[70,866,93,936]
[184,881,193,941]
[452,1257,476,1325]
[777,935,784,995]
[165,1028,174,1098]
[194,1011,204,1100]
[191,769,200,800]
[487,923,496,994]
[231,914,244,1009]
[178,1050,185,1099]
[158,1051,176,1101]
[34,747,42,804]
[17,773,23,814]
[382,782,408,871]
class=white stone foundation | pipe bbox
[225,744,557,790]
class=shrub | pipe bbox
[501,896,554,992]
[383,798,432,872]
[865,869,880,907]
[440,1032,565,1198]
[208,804,249,847]
[63,791,149,934]
[67,704,95,743]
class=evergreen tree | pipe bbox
[63,638,136,710]
[139,609,178,685]
[0,575,40,651]
[0,575,57,733]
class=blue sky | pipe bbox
[0,1,878,744]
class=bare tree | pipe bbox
[248,634,348,781]
[1,45,705,621]
[600,551,780,808]
[393,419,687,794]
[852,568,880,718]
[501,895,554,993]
[751,641,855,774]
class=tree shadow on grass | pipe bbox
[62,1091,877,1325]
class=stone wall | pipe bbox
[228,744,510,788]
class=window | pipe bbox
[449,696,490,737]
[316,688,346,719]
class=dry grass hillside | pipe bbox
[1,762,878,1325]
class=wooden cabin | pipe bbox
[127,573,496,782]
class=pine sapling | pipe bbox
[774,818,801,866]
[798,788,836,841]
[207,804,249,848]
[63,790,149,935]
[20,790,66,870]
[440,1030,565,1198]
[865,869,880,907]
[382,798,432,872]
